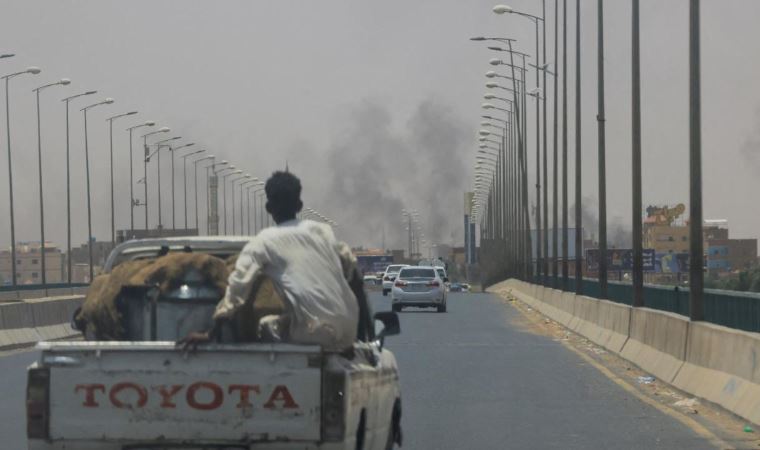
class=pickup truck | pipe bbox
[26,237,403,450]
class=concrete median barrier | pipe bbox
[620,307,688,383]
[672,321,760,424]
[0,295,83,350]
[494,278,760,425]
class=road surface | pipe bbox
[1,291,719,449]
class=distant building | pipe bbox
[643,224,690,254]
[702,221,757,273]
[706,239,757,273]
[68,240,114,282]
[0,241,64,285]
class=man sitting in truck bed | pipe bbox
[182,170,360,352]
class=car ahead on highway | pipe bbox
[391,266,448,313]
[382,264,409,296]
[27,237,403,450]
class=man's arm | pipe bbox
[213,239,267,321]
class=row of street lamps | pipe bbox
[470,1,706,320]
[1,54,278,287]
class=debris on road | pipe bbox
[637,376,655,385]
[674,398,700,408]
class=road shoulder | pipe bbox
[499,292,759,449]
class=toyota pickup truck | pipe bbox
[26,237,403,450]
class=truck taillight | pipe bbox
[394,280,407,288]
[27,366,50,440]
[322,369,347,442]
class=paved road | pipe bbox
[1,291,715,449]
[370,291,714,449]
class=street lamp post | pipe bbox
[239,178,258,234]
[193,155,215,231]
[221,170,242,235]
[146,136,181,229]
[251,185,265,234]
[180,149,205,229]
[33,77,70,285]
[494,4,546,280]
[106,111,138,245]
[211,163,234,235]
[3,66,41,286]
[257,191,266,231]
[140,127,171,229]
[126,121,155,233]
[82,97,115,282]
[62,90,97,283]
[689,0,704,321]
[574,0,582,294]
[596,0,608,298]
[228,173,247,234]
[169,143,195,230]
[561,0,569,288]
[632,0,644,307]
[553,0,559,285]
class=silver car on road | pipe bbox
[391,266,448,313]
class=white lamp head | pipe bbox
[479,130,490,136]
[486,82,498,88]
[145,121,156,126]
[104,97,114,104]
[493,5,513,14]
[59,78,71,85]
[489,58,501,66]
[485,71,497,78]
[159,126,170,132]
[26,66,41,74]
[484,94,495,100]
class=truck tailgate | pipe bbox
[39,341,322,443]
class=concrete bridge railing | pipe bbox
[492,279,760,426]
[0,295,84,350]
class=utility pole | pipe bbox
[573,0,582,294]
[632,0,644,307]
[561,0,569,288]
[552,0,559,285]
[688,0,704,321]
[597,0,608,298]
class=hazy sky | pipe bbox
[0,0,759,252]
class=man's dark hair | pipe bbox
[265,171,303,221]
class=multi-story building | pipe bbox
[0,241,64,285]
[703,220,757,273]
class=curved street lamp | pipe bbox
[168,142,195,230]
[2,66,42,285]
[125,121,155,231]
[32,77,70,285]
[105,111,138,244]
[81,97,114,281]
[140,126,170,229]
[179,148,205,229]
[61,90,97,281]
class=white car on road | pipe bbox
[382,264,409,296]
[391,266,448,313]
